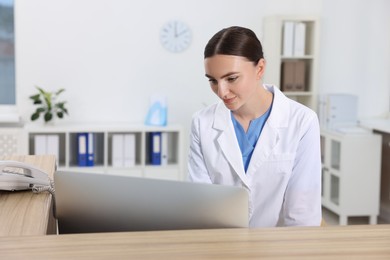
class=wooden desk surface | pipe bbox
[1,224,389,259]
[0,155,56,236]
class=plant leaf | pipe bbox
[55,102,65,109]
[31,112,40,121]
[44,111,53,122]
[36,86,46,95]
[56,88,65,95]
[57,112,63,118]
[29,94,40,100]
[36,107,46,113]
[43,92,52,109]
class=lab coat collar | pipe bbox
[213,85,290,129]
[212,85,291,185]
[246,85,290,174]
[263,84,290,128]
[213,101,250,188]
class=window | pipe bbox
[0,0,15,106]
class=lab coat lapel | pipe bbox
[246,85,290,175]
[213,102,250,188]
[246,124,279,175]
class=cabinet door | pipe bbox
[330,139,342,171]
[329,138,342,206]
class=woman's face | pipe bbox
[204,54,265,111]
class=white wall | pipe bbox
[14,0,390,158]
[320,0,390,119]
[14,0,322,128]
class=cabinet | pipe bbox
[320,129,382,224]
[25,124,184,181]
[262,15,320,111]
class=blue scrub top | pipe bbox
[231,104,272,172]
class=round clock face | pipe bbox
[160,20,192,53]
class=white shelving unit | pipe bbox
[262,15,320,112]
[320,129,382,225]
[24,123,184,181]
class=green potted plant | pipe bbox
[29,86,69,123]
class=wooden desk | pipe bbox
[1,225,389,259]
[0,155,56,236]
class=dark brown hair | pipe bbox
[204,26,264,65]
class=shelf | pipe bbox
[263,15,319,112]
[283,91,313,96]
[24,123,184,181]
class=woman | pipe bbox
[188,26,321,227]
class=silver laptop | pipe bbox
[54,171,249,234]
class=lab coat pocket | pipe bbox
[253,153,295,183]
[266,153,295,175]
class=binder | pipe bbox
[47,135,60,161]
[149,132,161,165]
[77,133,87,166]
[112,134,124,167]
[124,134,136,167]
[294,60,306,91]
[34,135,47,155]
[281,61,295,91]
[161,132,168,166]
[282,21,295,57]
[87,133,94,166]
[294,22,306,56]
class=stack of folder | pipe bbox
[283,21,307,57]
[34,134,59,162]
[111,133,136,167]
[281,60,306,92]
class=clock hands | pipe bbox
[173,21,188,38]
[176,29,189,37]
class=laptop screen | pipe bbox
[54,171,249,234]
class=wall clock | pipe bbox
[160,20,192,53]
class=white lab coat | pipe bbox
[188,85,321,227]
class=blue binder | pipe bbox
[149,132,161,165]
[77,133,87,166]
[87,133,94,166]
